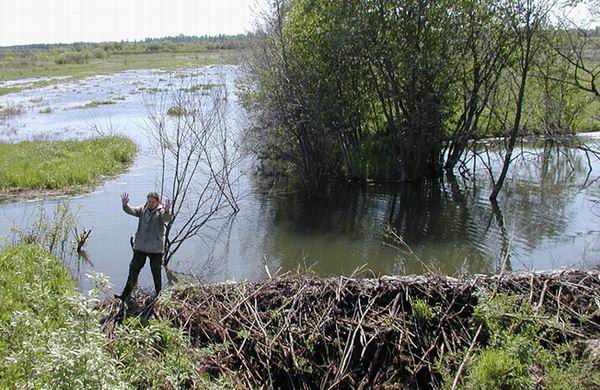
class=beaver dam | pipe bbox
[100,271,600,389]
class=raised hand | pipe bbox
[121,192,129,206]
[163,198,172,212]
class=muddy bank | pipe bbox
[100,270,600,389]
[0,171,131,203]
[0,185,103,203]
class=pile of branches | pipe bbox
[100,270,600,389]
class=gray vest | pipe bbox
[133,205,168,254]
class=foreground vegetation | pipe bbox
[0,244,124,388]
[2,239,598,389]
[0,243,207,389]
[103,271,600,389]
[0,136,136,195]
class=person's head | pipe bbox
[146,192,160,210]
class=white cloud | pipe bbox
[0,0,255,46]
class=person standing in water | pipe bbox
[116,191,173,301]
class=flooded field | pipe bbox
[1,65,599,292]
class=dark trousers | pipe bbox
[121,249,163,298]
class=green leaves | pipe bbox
[0,244,127,389]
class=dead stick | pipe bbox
[451,323,483,390]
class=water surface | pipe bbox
[1,66,599,291]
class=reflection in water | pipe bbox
[490,198,511,274]
[261,177,491,276]
[1,66,599,291]
[259,142,600,278]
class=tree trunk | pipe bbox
[489,65,528,201]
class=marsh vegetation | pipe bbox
[0,136,136,197]
[0,35,248,95]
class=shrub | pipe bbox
[0,245,127,388]
[0,104,24,118]
[54,50,89,65]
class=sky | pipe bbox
[0,0,597,47]
[0,0,258,46]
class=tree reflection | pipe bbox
[255,144,599,277]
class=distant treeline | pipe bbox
[0,34,250,51]
[588,26,600,36]
[0,34,250,64]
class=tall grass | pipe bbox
[0,244,126,388]
[0,243,213,388]
[0,136,136,191]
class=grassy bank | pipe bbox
[0,136,136,196]
[0,244,123,388]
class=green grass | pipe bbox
[0,242,208,388]
[438,292,600,389]
[0,244,74,324]
[110,317,200,389]
[0,50,239,96]
[0,136,136,191]
[38,106,53,113]
[167,106,187,116]
[180,82,223,93]
[0,86,20,96]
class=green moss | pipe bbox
[412,298,437,322]
[39,106,53,113]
